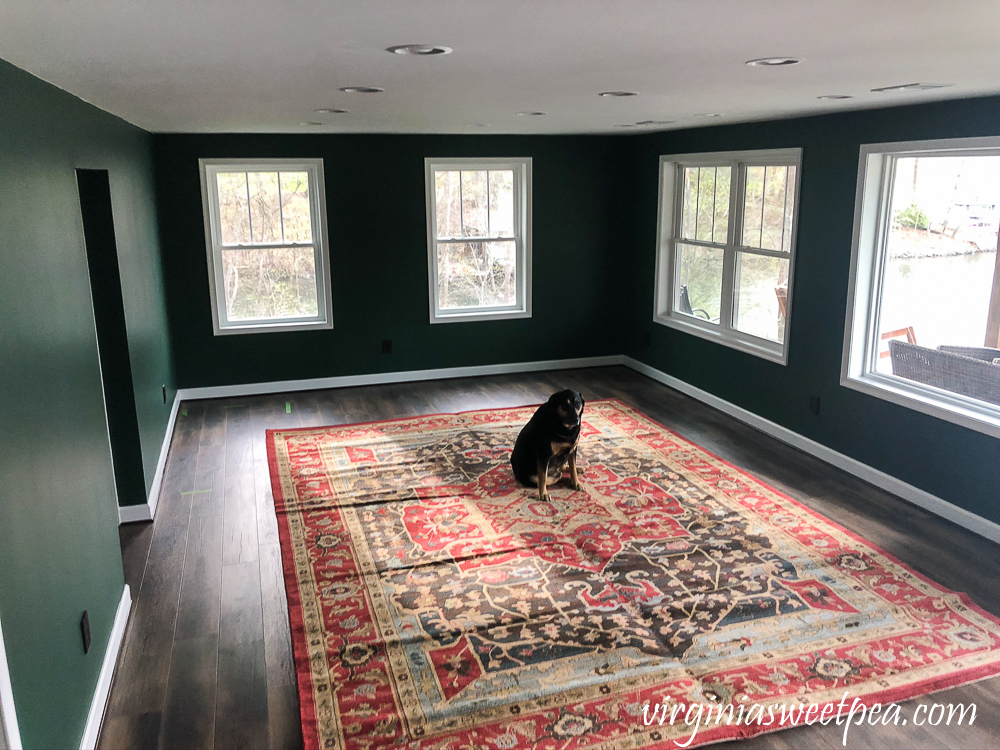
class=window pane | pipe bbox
[488,170,515,237]
[246,171,281,243]
[674,242,723,321]
[713,167,731,244]
[216,172,251,245]
[680,167,698,240]
[742,166,765,248]
[695,167,716,242]
[279,171,312,242]
[220,247,319,321]
[743,165,796,251]
[679,166,730,244]
[460,170,489,237]
[435,170,462,238]
[781,166,796,253]
[876,155,1000,378]
[438,240,517,309]
[734,253,789,343]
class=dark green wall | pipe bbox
[153,134,630,387]
[0,59,173,748]
[624,96,1000,525]
[108,129,177,505]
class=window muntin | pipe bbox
[843,138,1000,437]
[200,159,332,334]
[425,159,531,323]
[655,149,801,363]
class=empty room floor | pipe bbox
[98,366,1000,750]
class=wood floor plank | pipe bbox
[158,634,219,750]
[215,560,269,750]
[260,542,302,750]
[174,513,223,640]
[119,521,154,594]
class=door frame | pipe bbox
[0,615,22,750]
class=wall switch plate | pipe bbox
[81,610,92,653]
[382,339,392,354]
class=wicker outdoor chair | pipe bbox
[939,345,1000,365]
[888,340,1000,406]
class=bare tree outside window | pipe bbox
[201,159,332,334]
[215,170,318,320]
[430,165,525,315]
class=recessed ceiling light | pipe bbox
[599,91,639,97]
[298,122,324,126]
[339,86,384,94]
[817,95,853,100]
[635,120,675,126]
[746,57,801,67]
[314,108,349,114]
[695,113,722,118]
[386,44,452,56]
[516,111,546,116]
[871,83,954,93]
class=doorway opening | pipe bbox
[76,169,146,508]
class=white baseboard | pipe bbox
[0,616,22,750]
[623,356,1000,545]
[117,504,152,524]
[119,392,180,525]
[80,585,131,750]
[175,355,625,401]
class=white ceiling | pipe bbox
[2,1,999,134]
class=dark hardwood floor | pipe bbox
[98,366,1000,750]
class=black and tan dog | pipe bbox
[510,390,585,501]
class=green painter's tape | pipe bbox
[286,402,292,413]
[181,408,188,417]
[180,489,212,495]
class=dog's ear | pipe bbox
[578,392,585,408]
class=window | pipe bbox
[843,137,1000,437]
[424,158,531,323]
[654,149,802,363]
[199,159,332,334]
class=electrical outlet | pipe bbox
[382,339,393,354]
[809,396,821,416]
[81,610,92,654]
[162,385,167,404]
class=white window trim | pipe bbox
[841,136,1000,439]
[199,158,333,335]
[424,157,532,324]
[653,148,802,365]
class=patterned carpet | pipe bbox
[266,400,1000,750]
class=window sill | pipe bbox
[430,308,531,325]
[213,319,333,336]
[653,312,788,365]
[841,371,1000,439]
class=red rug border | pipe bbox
[265,397,1000,750]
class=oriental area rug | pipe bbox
[266,400,1000,750]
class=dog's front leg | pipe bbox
[568,448,582,491]
[536,456,550,501]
